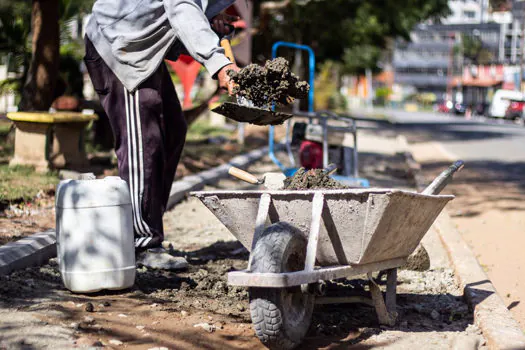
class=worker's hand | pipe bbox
[217,63,240,95]
[211,13,239,36]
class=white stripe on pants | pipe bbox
[124,88,153,247]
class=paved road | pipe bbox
[356,107,525,328]
[375,108,525,163]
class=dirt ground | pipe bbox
[0,133,487,349]
[0,190,55,246]
[413,143,525,329]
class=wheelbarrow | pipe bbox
[191,161,464,350]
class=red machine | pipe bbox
[299,140,323,169]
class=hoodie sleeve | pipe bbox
[163,0,233,78]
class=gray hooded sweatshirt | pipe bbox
[86,0,235,92]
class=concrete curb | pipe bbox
[0,145,275,276]
[403,139,525,350]
[0,230,56,276]
[166,145,277,210]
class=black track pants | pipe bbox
[84,36,187,250]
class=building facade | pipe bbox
[392,0,524,104]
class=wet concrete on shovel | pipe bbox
[228,57,309,107]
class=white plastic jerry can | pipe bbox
[55,175,136,293]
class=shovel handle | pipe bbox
[220,37,236,64]
[228,166,261,185]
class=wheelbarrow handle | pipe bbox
[422,160,464,195]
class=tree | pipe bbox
[460,34,494,65]
[254,0,450,74]
[18,0,60,111]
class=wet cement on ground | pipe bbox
[228,57,309,107]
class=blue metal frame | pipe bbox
[269,42,315,176]
[272,42,315,112]
[266,41,369,187]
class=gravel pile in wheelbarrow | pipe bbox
[283,167,348,190]
[228,57,309,106]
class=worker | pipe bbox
[84,0,240,270]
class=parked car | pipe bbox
[504,99,525,121]
[489,89,524,118]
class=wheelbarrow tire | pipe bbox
[249,222,314,350]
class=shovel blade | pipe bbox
[211,102,293,126]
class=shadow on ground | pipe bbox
[0,243,483,349]
[419,160,525,216]
[356,116,523,144]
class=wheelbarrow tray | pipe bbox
[192,188,453,266]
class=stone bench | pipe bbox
[7,111,98,172]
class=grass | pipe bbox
[0,165,58,203]
[186,119,234,142]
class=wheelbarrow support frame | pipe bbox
[229,190,400,324]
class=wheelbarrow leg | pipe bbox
[386,268,397,314]
[368,270,397,326]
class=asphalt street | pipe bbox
[380,108,525,163]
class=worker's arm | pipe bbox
[163,0,239,93]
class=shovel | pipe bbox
[228,164,338,190]
[213,35,294,126]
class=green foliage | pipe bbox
[58,42,85,97]
[328,91,348,111]
[0,1,31,55]
[59,0,94,22]
[0,1,32,99]
[314,60,347,110]
[0,77,21,95]
[375,87,391,106]
[255,0,450,72]
[342,45,383,75]
[459,34,494,65]
[0,0,93,102]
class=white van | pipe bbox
[489,89,524,118]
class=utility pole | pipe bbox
[365,68,373,111]
[446,32,455,101]
[521,20,525,92]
